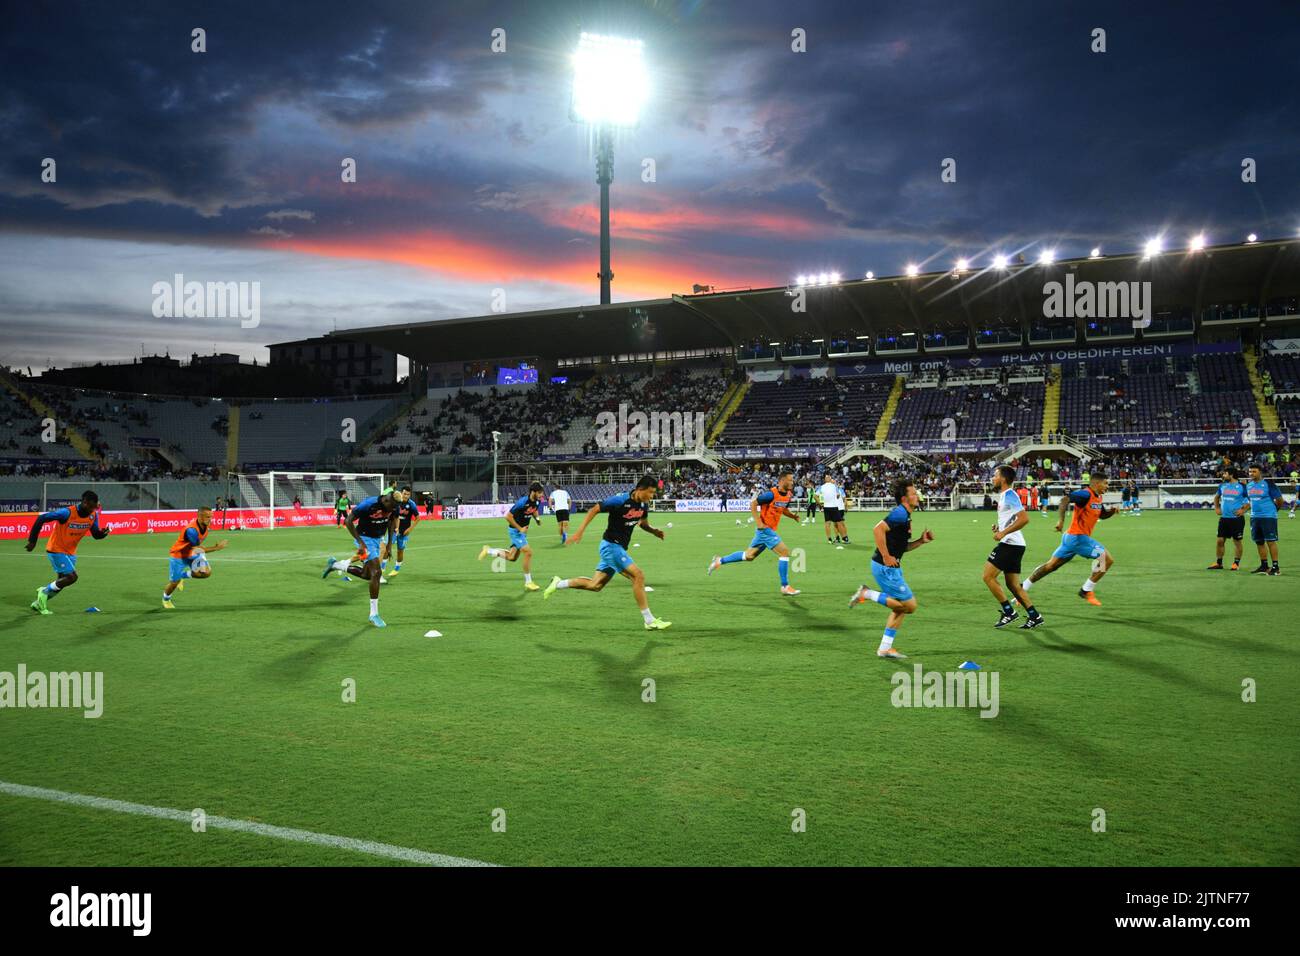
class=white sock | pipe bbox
[48,581,61,592]
[1082,578,1096,592]
[488,548,503,557]
[163,592,171,601]
[1023,577,1034,591]
[641,608,654,623]
[878,632,895,651]
[370,598,379,615]
[524,573,533,584]
[556,579,570,589]
[332,559,350,571]
[865,588,882,602]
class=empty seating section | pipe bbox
[889,381,1044,441]
[720,376,893,446]
[1058,353,1258,436]
[237,397,391,466]
[363,367,730,465]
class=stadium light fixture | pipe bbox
[954,258,969,273]
[905,263,920,277]
[864,271,875,280]
[1037,249,1056,265]
[1188,233,1206,252]
[571,32,648,305]
[1143,236,1163,258]
[795,275,808,287]
[1246,233,1258,243]
[1089,247,1102,259]
[992,254,1008,270]
[829,271,841,284]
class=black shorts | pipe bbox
[987,542,1026,574]
[824,507,845,523]
[1216,516,1244,541]
[555,509,570,523]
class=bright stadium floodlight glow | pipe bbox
[1189,233,1206,252]
[864,270,875,280]
[1038,249,1056,265]
[905,263,919,277]
[796,275,808,287]
[992,254,1008,270]
[955,257,969,273]
[1143,236,1163,258]
[829,271,841,284]
[1246,233,1258,243]
[817,272,829,286]
[572,33,649,127]
[1089,247,1102,259]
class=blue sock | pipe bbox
[721,551,746,564]
[561,532,567,543]
[778,556,790,586]
[884,627,897,639]
[876,592,890,606]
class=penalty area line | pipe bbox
[0,780,497,867]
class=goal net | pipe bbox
[42,480,160,512]
[225,471,385,529]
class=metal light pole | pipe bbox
[596,125,614,304]
[491,430,501,503]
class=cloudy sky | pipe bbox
[2,0,1297,370]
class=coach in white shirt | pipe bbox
[551,487,572,544]
[819,478,849,544]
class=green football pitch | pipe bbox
[1,509,1296,866]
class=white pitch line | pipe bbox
[0,780,496,867]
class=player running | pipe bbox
[820,475,849,544]
[1207,468,1248,570]
[382,486,420,577]
[25,490,111,615]
[477,481,545,590]
[551,485,572,543]
[983,466,1044,629]
[163,506,228,608]
[543,476,671,630]
[848,478,935,660]
[707,470,802,596]
[1245,464,1283,575]
[1023,471,1116,606]
[321,490,399,627]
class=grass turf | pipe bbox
[1,509,1296,866]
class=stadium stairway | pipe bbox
[707,380,750,445]
[225,405,240,471]
[874,375,904,442]
[1041,365,1062,440]
[1,372,103,463]
[1243,346,1281,431]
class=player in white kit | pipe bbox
[819,477,849,544]
[982,466,1044,629]
[550,486,572,544]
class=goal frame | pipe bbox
[227,468,384,528]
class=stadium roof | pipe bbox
[334,238,1300,363]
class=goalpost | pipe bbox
[225,471,385,529]
[42,480,160,512]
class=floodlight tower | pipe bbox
[571,32,648,305]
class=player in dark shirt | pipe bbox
[478,481,545,590]
[848,478,934,659]
[321,490,398,627]
[543,476,670,630]
[382,486,421,577]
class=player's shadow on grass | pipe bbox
[535,639,669,703]
[1122,615,1284,656]
[259,628,368,681]
[478,594,528,623]
[1023,626,1222,697]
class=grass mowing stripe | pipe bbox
[0,781,497,867]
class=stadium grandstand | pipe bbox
[3,238,1299,513]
